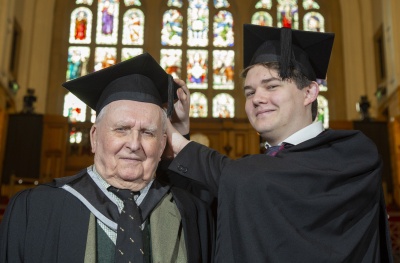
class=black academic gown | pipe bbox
[0,170,214,263]
[168,129,394,263]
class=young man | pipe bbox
[166,25,393,262]
[0,53,214,263]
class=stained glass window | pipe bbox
[303,0,319,10]
[277,0,299,29]
[66,46,90,80]
[168,0,183,8]
[212,93,234,118]
[161,9,183,46]
[161,0,234,118]
[124,0,141,6]
[122,8,144,45]
[69,8,92,44]
[252,11,273,26]
[96,0,120,45]
[190,92,208,118]
[76,0,93,5]
[213,11,234,47]
[255,0,272,9]
[160,49,182,79]
[64,0,145,125]
[252,0,328,126]
[303,12,324,32]
[188,0,209,47]
[213,50,234,90]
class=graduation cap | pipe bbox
[62,52,179,117]
[243,24,335,80]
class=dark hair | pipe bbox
[241,62,318,121]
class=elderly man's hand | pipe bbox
[171,78,190,135]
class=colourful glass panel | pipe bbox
[190,92,208,118]
[277,0,298,29]
[122,8,144,45]
[69,128,83,144]
[69,7,92,44]
[213,50,234,90]
[63,92,87,122]
[160,49,182,79]
[76,0,93,5]
[91,109,96,123]
[161,9,183,46]
[214,0,230,8]
[251,11,273,26]
[167,0,182,8]
[124,0,141,6]
[187,0,209,47]
[187,50,208,89]
[303,12,324,32]
[121,48,143,61]
[317,78,328,92]
[66,46,90,81]
[303,0,319,10]
[96,0,120,45]
[94,47,117,71]
[212,93,234,118]
[317,95,329,128]
[255,0,272,9]
[213,11,234,47]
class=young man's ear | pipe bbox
[304,81,319,106]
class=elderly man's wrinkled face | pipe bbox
[90,100,166,191]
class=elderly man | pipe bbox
[0,53,214,263]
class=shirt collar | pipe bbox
[90,164,153,206]
[265,121,324,148]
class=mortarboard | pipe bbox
[62,52,179,117]
[243,24,335,80]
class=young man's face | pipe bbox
[243,64,316,145]
[90,100,166,191]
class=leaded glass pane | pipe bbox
[214,0,230,9]
[69,128,83,144]
[94,47,117,71]
[255,0,272,9]
[66,46,90,81]
[121,48,143,61]
[63,92,87,122]
[303,0,319,10]
[69,7,92,44]
[76,0,93,5]
[122,8,144,45]
[190,92,208,117]
[187,50,208,89]
[317,78,328,92]
[277,0,298,29]
[212,93,234,118]
[91,109,96,123]
[161,49,182,79]
[161,9,183,46]
[187,0,209,47]
[213,11,234,47]
[96,0,120,45]
[251,11,273,26]
[124,0,141,6]
[168,0,182,8]
[303,12,324,32]
[317,95,329,128]
[213,50,234,89]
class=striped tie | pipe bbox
[108,186,144,263]
[266,143,292,156]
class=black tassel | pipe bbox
[279,27,293,80]
[167,75,174,118]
